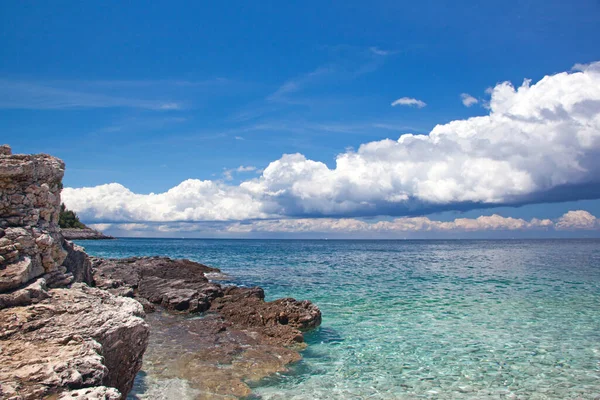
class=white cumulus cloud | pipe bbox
[555,210,598,230]
[391,97,427,108]
[63,62,600,223]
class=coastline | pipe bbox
[0,145,321,399]
[61,227,115,240]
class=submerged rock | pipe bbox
[134,311,303,399]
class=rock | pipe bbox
[0,146,149,399]
[61,228,114,240]
[92,256,222,312]
[217,286,322,331]
[0,278,49,309]
[0,150,67,292]
[0,284,149,398]
[92,257,321,345]
[93,255,322,397]
[58,386,121,399]
[62,240,94,285]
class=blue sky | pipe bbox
[2,0,600,237]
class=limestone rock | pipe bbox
[0,146,148,399]
[0,148,68,293]
[92,256,222,312]
[0,278,49,309]
[58,386,121,399]
[61,240,93,285]
[0,284,149,399]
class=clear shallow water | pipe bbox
[78,239,600,399]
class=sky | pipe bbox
[2,0,600,238]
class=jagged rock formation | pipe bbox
[0,145,149,399]
[92,256,321,346]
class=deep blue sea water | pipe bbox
[78,239,600,399]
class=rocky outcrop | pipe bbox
[93,256,322,398]
[92,256,321,345]
[61,228,114,240]
[92,256,222,312]
[0,145,149,399]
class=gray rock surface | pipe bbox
[92,256,222,312]
[0,146,67,292]
[0,284,149,399]
[61,240,94,285]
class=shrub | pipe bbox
[58,203,87,229]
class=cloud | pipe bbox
[0,78,233,110]
[62,181,267,222]
[0,79,183,110]
[268,66,333,101]
[555,210,598,230]
[223,165,257,180]
[88,223,113,232]
[369,47,395,56]
[391,97,427,108]
[226,213,555,233]
[93,211,595,236]
[63,62,600,222]
[460,93,479,107]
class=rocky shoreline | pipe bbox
[61,228,114,240]
[0,145,321,399]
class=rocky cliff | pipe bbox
[0,145,149,399]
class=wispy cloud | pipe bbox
[460,93,479,107]
[391,97,427,108]
[268,66,333,102]
[0,78,233,110]
[0,79,183,110]
[369,47,396,56]
[267,45,395,105]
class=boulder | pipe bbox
[0,284,149,399]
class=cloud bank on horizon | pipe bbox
[63,62,600,224]
[89,210,598,236]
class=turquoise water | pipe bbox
[79,239,600,399]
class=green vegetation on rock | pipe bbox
[59,203,87,229]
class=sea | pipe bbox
[77,238,600,399]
